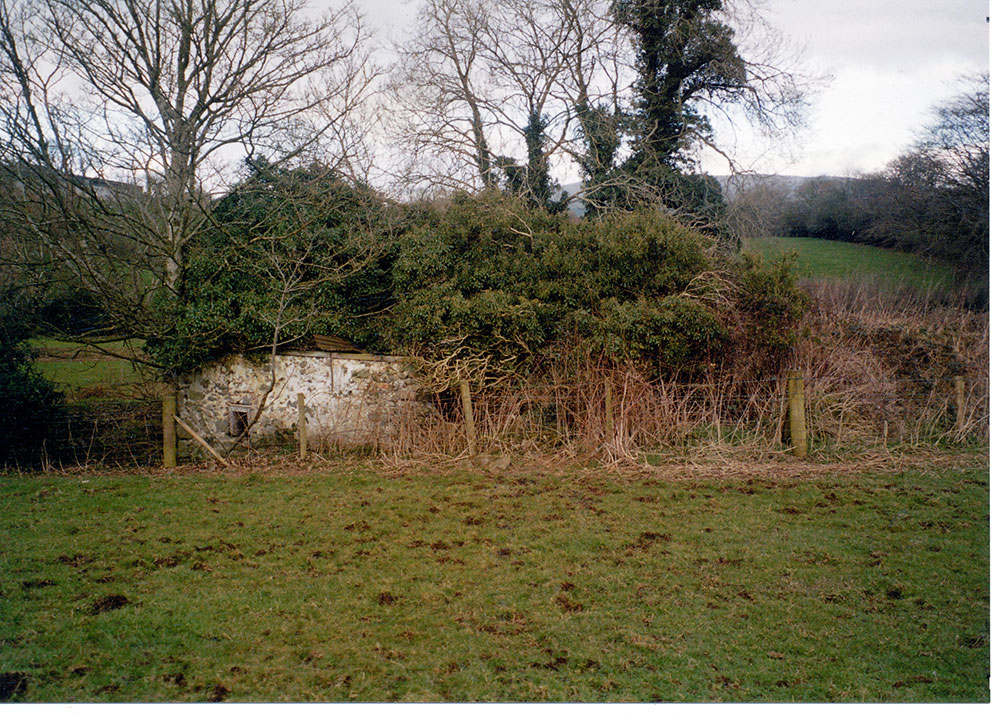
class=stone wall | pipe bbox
[177,352,418,449]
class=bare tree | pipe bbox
[866,74,989,272]
[723,177,788,242]
[918,73,989,202]
[703,0,812,155]
[387,0,628,204]
[0,0,377,347]
[387,0,499,195]
[388,0,810,216]
[476,0,582,206]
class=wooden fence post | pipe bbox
[297,393,308,459]
[174,416,230,468]
[162,393,177,468]
[787,370,807,458]
[953,376,966,436]
[459,379,477,456]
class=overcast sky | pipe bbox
[724,0,990,177]
[358,0,988,178]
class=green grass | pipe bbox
[745,236,954,291]
[1,461,988,702]
[28,338,152,397]
[29,337,144,352]
[34,359,147,393]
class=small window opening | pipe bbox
[228,404,252,437]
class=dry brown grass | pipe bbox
[313,279,988,467]
[798,280,988,452]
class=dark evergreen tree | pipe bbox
[615,0,747,173]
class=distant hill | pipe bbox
[555,175,852,210]
[713,174,851,201]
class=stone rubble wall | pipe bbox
[177,352,419,448]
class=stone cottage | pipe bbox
[177,337,419,449]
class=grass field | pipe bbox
[744,236,954,292]
[34,359,148,395]
[28,338,144,356]
[29,338,152,398]
[1,458,988,702]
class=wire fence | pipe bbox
[2,369,987,470]
[375,370,988,462]
[3,398,162,470]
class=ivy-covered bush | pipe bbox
[379,191,806,378]
[591,296,727,369]
[149,184,808,380]
[146,162,398,375]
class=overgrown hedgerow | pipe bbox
[378,192,807,379]
[149,183,808,381]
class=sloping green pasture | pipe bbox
[29,339,151,399]
[745,236,954,292]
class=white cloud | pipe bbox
[769,0,988,71]
[702,0,989,176]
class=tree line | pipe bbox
[0,0,809,352]
[729,75,989,285]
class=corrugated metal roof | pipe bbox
[313,335,360,352]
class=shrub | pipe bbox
[0,306,66,466]
[146,162,395,375]
[592,296,727,372]
[383,193,806,380]
[152,188,809,383]
[731,253,811,367]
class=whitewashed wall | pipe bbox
[178,352,418,448]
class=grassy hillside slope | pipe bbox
[744,236,954,292]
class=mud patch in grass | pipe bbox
[0,673,28,701]
[91,594,129,614]
[207,683,230,702]
[21,579,55,590]
[377,591,400,606]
